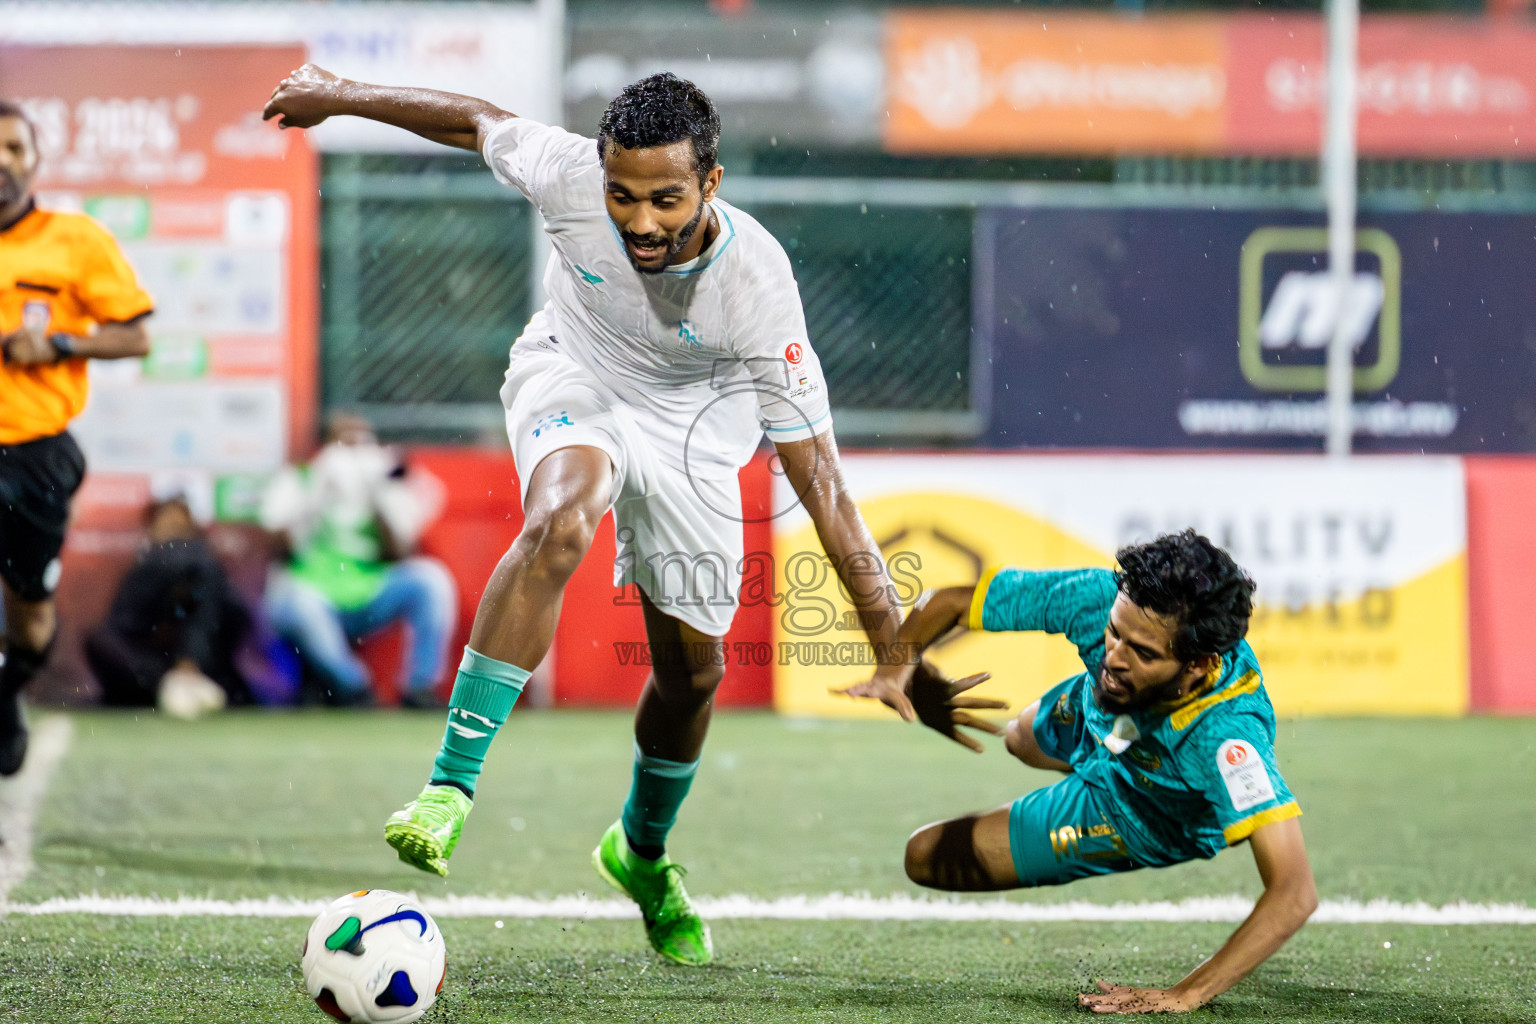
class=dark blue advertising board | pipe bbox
[979,208,1536,452]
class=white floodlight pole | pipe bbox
[522,0,565,707]
[529,0,566,310]
[1324,0,1360,457]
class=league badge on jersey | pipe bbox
[1217,739,1276,811]
[22,301,51,335]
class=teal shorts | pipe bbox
[1008,772,1140,888]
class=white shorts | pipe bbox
[501,328,743,637]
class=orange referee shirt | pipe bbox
[1,204,155,445]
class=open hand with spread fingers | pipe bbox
[833,665,917,723]
[908,660,1008,752]
[1078,981,1201,1014]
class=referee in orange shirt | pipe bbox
[1,100,154,774]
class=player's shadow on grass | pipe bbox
[1231,978,1530,1024]
[34,834,409,888]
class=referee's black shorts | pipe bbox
[0,431,86,602]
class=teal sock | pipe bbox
[428,648,528,799]
[620,742,700,859]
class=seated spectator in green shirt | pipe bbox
[260,413,456,708]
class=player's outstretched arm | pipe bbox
[1079,817,1317,1014]
[263,64,514,152]
[774,432,914,721]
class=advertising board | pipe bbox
[979,207,1536,454]
[773,454,1467,719]
[886,11,1536,157]
[568,10,881,146]
[0,2,557,150]
[2,44,317,479]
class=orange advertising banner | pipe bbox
[884,11,1536,157]
[885,11,1229,155]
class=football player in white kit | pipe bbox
[265,66,922,965]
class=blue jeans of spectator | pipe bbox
[264,557,457,698]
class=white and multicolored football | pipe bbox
[301,890,447,1023]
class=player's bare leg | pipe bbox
[467,444,614,667]
[632,593,724,769]
[386,445,613,876]
[0,583,58,776]
[904,805,1020,892]
[594,594,723,965]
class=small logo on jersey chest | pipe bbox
[575,264,604,285]
[677,319,702,350]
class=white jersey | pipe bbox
[482,117,832,480]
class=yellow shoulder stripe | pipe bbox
[1170,669,1262,731]
[1223,801,1301,845]
[967,566,1004,632]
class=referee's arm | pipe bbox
[66,312,152,359]
[2,312,150,365]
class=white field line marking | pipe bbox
[4,892,1534,925]
[0,715,73,903]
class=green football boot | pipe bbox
[384,784,472,878]
[592,820,713,966]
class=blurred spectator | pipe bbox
[84,496,253,718]
[259,412,456,708]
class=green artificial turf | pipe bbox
[0,710,1532,1022]
[2,918,1532,1023]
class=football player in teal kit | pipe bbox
[846,530,1316,1014]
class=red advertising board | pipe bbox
[1465,457,1536,714]
[1226,15,1536,157]
[885,12,1536,157]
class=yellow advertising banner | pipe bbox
[773,455,1467,719]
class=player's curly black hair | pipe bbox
[1114,529,1256,662]
[596,73,721,182]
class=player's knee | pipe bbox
[686,661,724,702]
[904,826,939,887]
[905,817,995,892]
[519,505,599,581]
[654,656,723,706]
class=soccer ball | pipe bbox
[301,890,447,1023]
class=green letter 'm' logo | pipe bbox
[1238,227,1401,393]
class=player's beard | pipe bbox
[0,170,22,207]
[1092,665,1186,715]
[621,200,706,275]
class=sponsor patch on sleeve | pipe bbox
[1216,739,1275,812]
